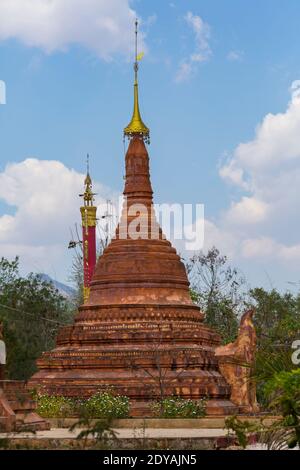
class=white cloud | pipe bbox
[225,197,269,225]
[202,219,237,259]
[290,80,300,98]
[225,94,300,174]
[168,80,300,288]
[219,157,249,190]
[216,81,300,266]
[175,11,211,83]
[220,81,300,189]
[227,50,244,62]
[0,0,143,60]
[175,62,193,83]
[185,11,211,59]
[241,237,300,262]
[241,237,278,259]
[0,158,114,281]
[144,14,157,28]
[172,214,237,262]
[155,75,300,278]
[0,80,6,105]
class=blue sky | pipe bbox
[1,0,300,291]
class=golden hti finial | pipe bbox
[79,154,96,207]
[124,19,150,144]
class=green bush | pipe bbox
[225,416,262,449]
[264,368,300,404]
[78,392,129,419]
[36,391,129,419]
[262,369,300,449]
[152,397,206,419]
[36,394,76,418]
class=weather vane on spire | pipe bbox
[124,19,150,144]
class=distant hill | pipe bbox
[39,274,76,299]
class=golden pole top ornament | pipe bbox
[79,154,96,207]
[124,19,150,144]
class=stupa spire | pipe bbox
[124,19,150,144]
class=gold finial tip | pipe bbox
[124,81,150,142]
[124,17,150,143]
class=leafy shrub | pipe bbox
[79,391,129,419]
[264,368,300,404]
[262,369,300,449]
[36,391,130,419]
[152,397,206,419]
[228,369,300,450]
[225,416,262,449]
[69,417,117,449]
[36,394,76,418]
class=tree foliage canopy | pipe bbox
[188,247,245,343]
[0,257,73,380]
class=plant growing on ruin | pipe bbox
[152,397,206,419]
[35,390,130,420]
[81,391,129,419]
[35,394,76,418]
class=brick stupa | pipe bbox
[29,23,237,416]
[29,135,237,415]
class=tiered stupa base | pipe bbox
[29,304,237,415]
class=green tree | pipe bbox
[68,250,84,308]
[188,247,244,343]
[0,257,73,380]
[262,369,300,449]
[248,287,300,350]
[247,288,300,406]
[68,241,105,309]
